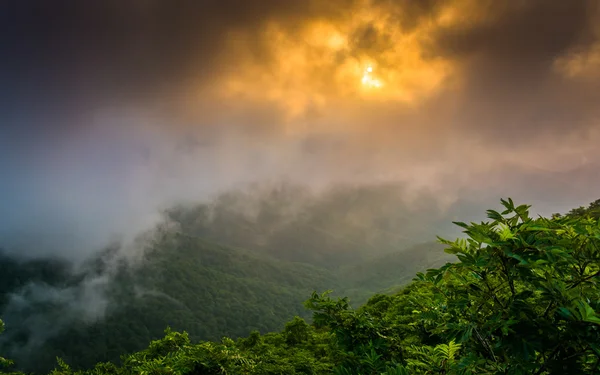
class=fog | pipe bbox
[0,0,599,361]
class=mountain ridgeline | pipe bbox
[0,183,459,373]
[1,194,599,374]
[163,183,462,267]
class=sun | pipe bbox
[361,65,382,88]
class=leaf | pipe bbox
[467,283,482,292]
[504,250,529,265]
[487,210,504,222]
[576,300,600,324]
[453,221,470,230]
[522,226,553,232]
[515,204,532,221]
[515,290,534,300]
[557,307,573,320]
[495,223,515,240]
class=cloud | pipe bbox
[2,2,598,362]
[555,43,600,79]
[1,0,599,263]
[3,0,598,138]
[0,267,112,359]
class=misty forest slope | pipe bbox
[2,198,600,375]
[0,217,450,373]
[2,190,594,374]
[164,183,457,267]
[0,233,339,372]
[337,242,454,304]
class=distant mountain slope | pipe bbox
[0,231,455,373]
[452,161,600,219]
[165,183,450,267]
[0,181,482,373]
[0,233,340,373]
[337,242,455,305]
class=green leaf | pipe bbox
[558,307,573,320]
[453,221,469,230]
[487,210,504,222]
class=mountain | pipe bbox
[337,242,455,305]
[165,182,451,267]
[0,233,339,372]
[456,161,600,217]
[0,228,452,373]
[3,198,599,374]
[4,183,590,373]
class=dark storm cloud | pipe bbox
[0,0,354,112]
[372,0,445,30]
[433,1,593,61]
[350,23,395,55]
[425,0,600,141]
[0,0,597,171]
[2,0,596,124]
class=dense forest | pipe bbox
[0,236,449,372]
[2,198,600,374]
[0,185,458,373]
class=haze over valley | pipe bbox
[1,0,599,373]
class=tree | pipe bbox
[567,199,600,219]
[306,198,600,374]
[417,198,600,374]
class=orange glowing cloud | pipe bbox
[205,0,463,123]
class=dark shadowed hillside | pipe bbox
[0,232,341,372]
[165,183,456,267]
[0,207,451,373]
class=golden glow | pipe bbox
[199,0,474,125]
[362,65,382,88]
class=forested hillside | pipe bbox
[164,183,460,267]
[0,234,337,372]
[337,242,454,305]
[2,198,599,374]
[0,218,449,372]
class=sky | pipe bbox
[1,0,600,259]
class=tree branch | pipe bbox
[568,270,600,290]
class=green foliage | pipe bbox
[336,242,455,305]
[402,340,461,374]
[563,199,600,220]
[0,234,340,373]
[415,198,600,373]
[4,198,600,374]
[303,198,600,374]
[41,322,336,375]
[0,230,447,373]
